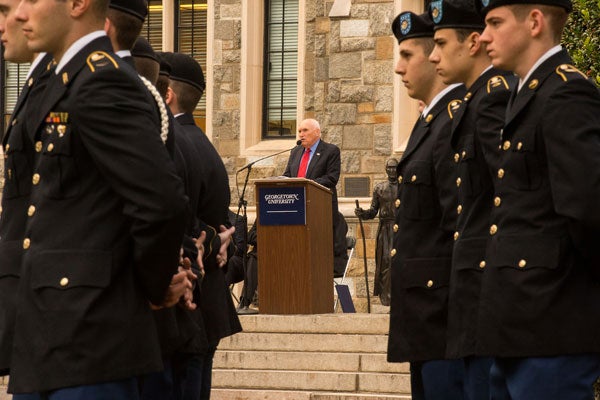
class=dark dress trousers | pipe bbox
[445,68,516,359]
[0,54,54,376]
[8,36,188,393]
[387,84,466,363]
[477,50,600,357]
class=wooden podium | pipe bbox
[255,178,333,314]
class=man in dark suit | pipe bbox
[164,51,241,400]
[427,1,516,397]
[476,0,600,397]
[283,118,340,212]
[8,0,190,397]
[0,0,53,378]
[385,12,466,400]
[283,118,345,275]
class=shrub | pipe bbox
[562,0,600,85]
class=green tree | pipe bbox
[563,0,600,85]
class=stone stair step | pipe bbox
[219,332,389,353]
[212,370,410,394]
[211,389,411,400]
[237,314,389,334]
[214,351,408,374]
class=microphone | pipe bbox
[237,140,303,172]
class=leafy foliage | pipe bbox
[563,0,600,85]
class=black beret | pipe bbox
[131,36,158,62]
[161,52,205,92]
[109,0,148,22]
[156,54,172,78]
[475,0,572,15]
[392,12,434,44]
[429,0,485,30]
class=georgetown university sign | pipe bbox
[258,186,306,226]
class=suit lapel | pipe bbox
[450,69,496,142]
[26,37,113,144]
[505,51,572,130]
[305,141,325,178]
[3,55,54,147]
[402,86,463,162]
[289,146,303,177]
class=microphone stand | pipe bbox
[234,142,300,313]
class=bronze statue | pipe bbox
[355,158,398,306]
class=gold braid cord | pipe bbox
[139,75,169,144]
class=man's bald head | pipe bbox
[297,118,322,149]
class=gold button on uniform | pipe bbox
[517,142,523,150]
[411,175,417,182]
[427,280,434,288]
[398,176,403,183]
[454,153,460,163]
[27,205,36,217]
[47,143,55,152]
[393,224,399,233]
[35,141,43,153]
[479,261,486,269]
[60,277,69,287]
[390,249,397,257]
[395,199,401,208]
[32,174,40,185]
[490,224,498,235]
[497,169,505,179]
[454,231,460,241]
[494,197,502,207]
[518,259,527,268]
[23,238,31,250]
[503,141,511,151]
[456,177,462,187]
[462,150,467,159]
[457,205,463,215]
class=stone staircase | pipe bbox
[211,314,411,400]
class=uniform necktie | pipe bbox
[297,148,311,178]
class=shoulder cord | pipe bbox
[139,75,169,144]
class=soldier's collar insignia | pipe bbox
[430,1,442,24]
[400,13,412,35]
[528,79,538,90]
[425,114,433,123]
[62,72,69,85]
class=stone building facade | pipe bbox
[0,0,426,311]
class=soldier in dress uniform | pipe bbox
[105,0,147,66]
[8,0,190,398]
[163,51,242,400]
[0,0,54,379]
[386,11,466,400]
[427,1,517,398]
[355,158,399,306]
[476,0,600,397]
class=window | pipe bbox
[263,0,298,139]
[176,0,208,127]
[1,59,30,133]
[143,0,208,130]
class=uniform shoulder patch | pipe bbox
[555,64,588,82]
[447,99,462,119]
[86,51,119,73]
[486,75,510,93]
